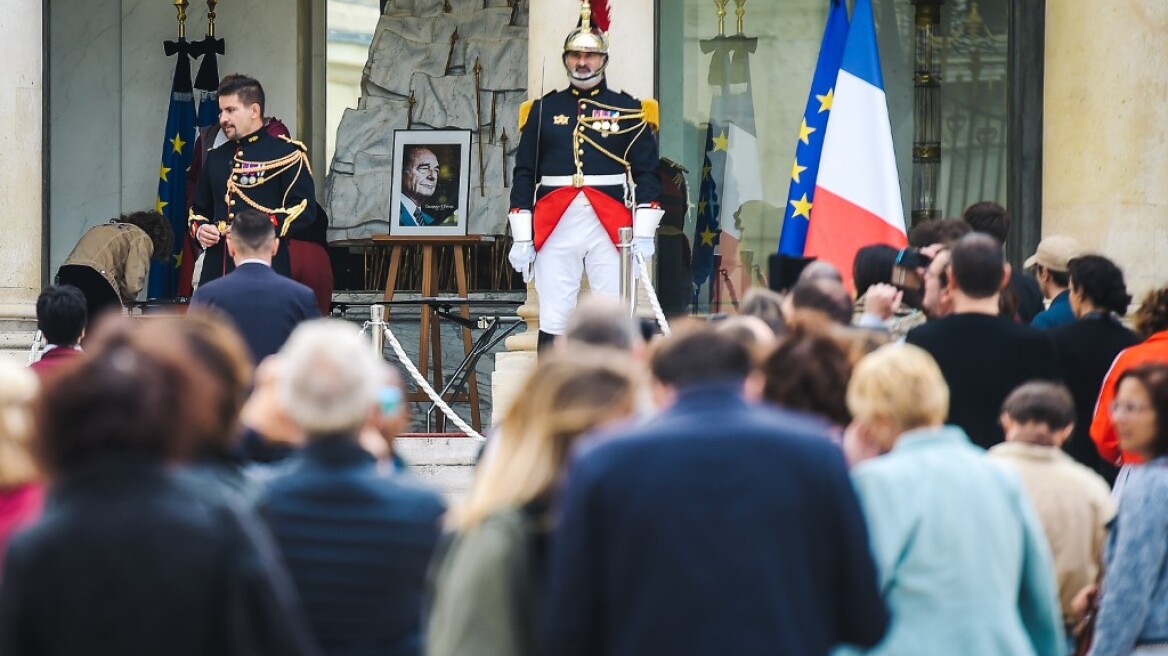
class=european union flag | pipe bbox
[777,0,850,255]
[691,122,722,293]
[148,41,197,299]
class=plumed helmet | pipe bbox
[564,0,610,55]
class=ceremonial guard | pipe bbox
[189,74,316,287]
[508,0,663,348]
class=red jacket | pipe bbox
[1090,331,1168,465]
[29,346,82,377]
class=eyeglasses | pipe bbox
[1110,401,1152,416]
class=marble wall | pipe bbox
[1044,0,1168,299]
[0,0,44,312]
[49,0,302,277]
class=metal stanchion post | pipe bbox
[617,226,637,317]
[370,304,386,357]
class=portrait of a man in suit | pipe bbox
[399,146,440,227]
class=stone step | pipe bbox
[394,436,481,500]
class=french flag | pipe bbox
[805,0,906,288]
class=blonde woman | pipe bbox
[0,363,40,571]
[838,343,1064,656]
[426,350,638,656]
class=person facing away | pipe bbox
[905,232,1060,448]
[839,343,1064,656]
[0,320,318,656]
[1091,284,1168,468]
[191,208,320,364]
[962,200,1045,323]
[29,285,87,376]
[543,323,888,656]
[1026,235,1082,330]
[0,363,42,578]
[986,382,1115,632]
[257,320,446,656]
[427,349,640,656]
[398,146,441,226]
[1048,255,1138,484]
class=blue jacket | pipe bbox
[191,262,320,363]
[258,438,446,656]
[838,426,1063,656]
[544,383,889,656]
[399,203,437,227]
[1031,290,1076,329]
[1091,458,1168,655]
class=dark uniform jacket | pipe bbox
[190,128,316,286]
[510,79,661,213]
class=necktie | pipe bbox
[413,207,423,224]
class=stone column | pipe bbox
[1043,1,1168,299]
[0,0,45,353]
[492,0,656,423]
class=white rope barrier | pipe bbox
[635,252,672,336]
[363,321,485,442]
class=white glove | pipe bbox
[508,241,535,283]
[631,237,656,259]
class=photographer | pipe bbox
[852,244,941,337]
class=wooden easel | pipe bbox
[372,234,482,432]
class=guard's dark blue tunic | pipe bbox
[189,128,316,285]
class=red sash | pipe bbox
[533,187,632,251]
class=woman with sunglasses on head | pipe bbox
[1085,363,1168,655]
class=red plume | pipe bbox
[588,0,611,32]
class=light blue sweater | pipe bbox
[1091,458,1168,655]
[837,426,1064,656]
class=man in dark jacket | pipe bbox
[191,209,319,363]
[258,320,446,656]
[906,233,1061,448]
[544,326,888,656]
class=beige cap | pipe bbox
[1024,235,1082,272]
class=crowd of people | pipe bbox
[1,201,1167,656]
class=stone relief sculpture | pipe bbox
[326,0,528,241]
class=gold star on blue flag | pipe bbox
[147,40,197,299]
[778,0,850,256]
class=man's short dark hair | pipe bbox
[789,278,854,325]
[738,288,787,335]
[908,217,972,248]
[1001,382,1075,430]
[962,201,1009,243]
[37,285,87,346]
[650,323,753,388]
[228,210,276,252]
[950,233,1005,299]
[1037,265,1070,288]
[217,74,265,114]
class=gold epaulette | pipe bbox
[641,99,659,131]
[518,100,534,131]
[278,135,309,152]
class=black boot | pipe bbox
[538,330,558,354]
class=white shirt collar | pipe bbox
[236,258,271,267]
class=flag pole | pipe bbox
[206,0,218,37]
[174,0,189,39]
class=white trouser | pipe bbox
[534,192,619,335]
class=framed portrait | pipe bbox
[389,129,472,236]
